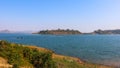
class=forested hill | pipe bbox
[35,29,81,35]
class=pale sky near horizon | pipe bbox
[0,0,120,32]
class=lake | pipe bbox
[0,33,120,67]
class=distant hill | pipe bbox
[0,30,35,33]
[93,29,120,34]
[35,29,81,35]
[0,30,10,33]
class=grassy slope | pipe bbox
[0,40,113,68]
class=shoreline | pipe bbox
[26,45,113,68]
[0,40,114,68]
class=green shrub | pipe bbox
[13,64,19,68]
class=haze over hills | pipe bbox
[1,29,120,35]
[0,30,35,33]
[0,30,10,33]
[35,29,120,35]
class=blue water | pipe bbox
[0,33,120,67]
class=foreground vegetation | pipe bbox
[0,40,56,68]
[0,40,112,68]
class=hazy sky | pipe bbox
[0,0,120,32]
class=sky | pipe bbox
[0,0,120,32]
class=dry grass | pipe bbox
[26,45,52,53]
[0,57,12,68]
[52,54,83,63]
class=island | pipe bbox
[92,29,120,34]
[34,29,81,35]
[0,40,112,68]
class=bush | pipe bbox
[13,64,19,68]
